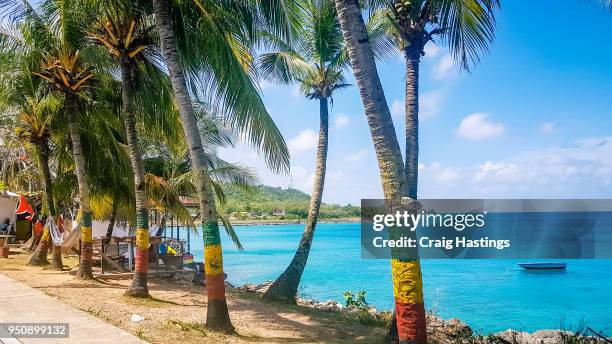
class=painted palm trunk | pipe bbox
[392,259,426,342]
[203,221,231,328]
[127,210,149,297]
[28,227,50,265]
[77,211,94,278]
[122,58,150,298]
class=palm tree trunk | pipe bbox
[27,227,50,266]
[333,1,427,343]
[41,140,63,270]
[388,53,421,342]
[152,0,233,332]
[66,92,93,279]
[104,200,117,247]
[263,98,329,303]
[121,57,150,298]
[28,141,54,266]
[404,55,419,200]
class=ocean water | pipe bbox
[173,223,612,335]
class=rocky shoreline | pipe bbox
[239,281,611,344]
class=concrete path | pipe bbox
[0,273,145,344]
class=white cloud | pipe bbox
[417,136,612,198]
[391,100,404,117]
[291,165,309,180]
[423,42,440,59]
[540,122,555,134]
[287,129,318,153]
[456,113,505,141]
[345,149,369,162]
[433,54,457,80]
[473,161,522,183]
[420,89,444,119]
[419,162,459,183]
[334,113,350,128]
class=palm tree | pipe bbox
[0,60,64,268]
[143,138,257,250]
[333,0,425,342]
[1,0,102,279]
[381,2,499,340]
[150,0,291,332]
[259,0,394,303]
[16,96,64,269]
[37,52,98,279]
[86,0,161,297]
[376,0,498,198]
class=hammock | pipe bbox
[48,217,64,246]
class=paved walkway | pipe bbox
[0,273,145,344]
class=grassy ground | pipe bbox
[0,250,386,344]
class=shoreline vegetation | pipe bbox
[218,217,361,226]
[218,185,361,222]
[1,252,609,344]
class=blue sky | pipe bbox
[220,0,612,205]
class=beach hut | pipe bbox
[0,191,17,224]
[0,191,32,241]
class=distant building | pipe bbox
[179,197,199,216]
[272,208,285,216]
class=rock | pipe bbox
[242,283,257,291]
[490,329,611,344]
[446,317,472,337]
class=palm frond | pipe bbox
[217,211,243,250]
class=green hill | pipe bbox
[220,185,360,220]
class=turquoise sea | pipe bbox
[176,223,612,335]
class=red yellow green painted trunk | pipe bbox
[127,209,149,297]
[202,221,234,332]
[392,259,427,343]
[203,222,225,300]
[28,227,50,266]
[77,211,93,279]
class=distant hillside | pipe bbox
[222,185,310,203]
[220,185,359,220]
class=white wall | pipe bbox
[0,197,17,222]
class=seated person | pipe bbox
[0,218,9,235]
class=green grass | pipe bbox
[165,320,207,336]
[121,295,179,308]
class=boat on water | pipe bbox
[518,262,566,270]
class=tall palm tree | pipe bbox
[259,0,392,303]
[0,61,64,268]
[150,0,291,331]
[0,0,103,279]
[260,0,348,303]
[375,0,498,199]
[381,2,499,340]
[36,52,98,279]
[16,95,64,269]
[333,0,425,343]
[86,0,161,297]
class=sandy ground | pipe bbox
[0,251,386,344]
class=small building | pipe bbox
[272,208,285,216]
[178,196,199,216]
